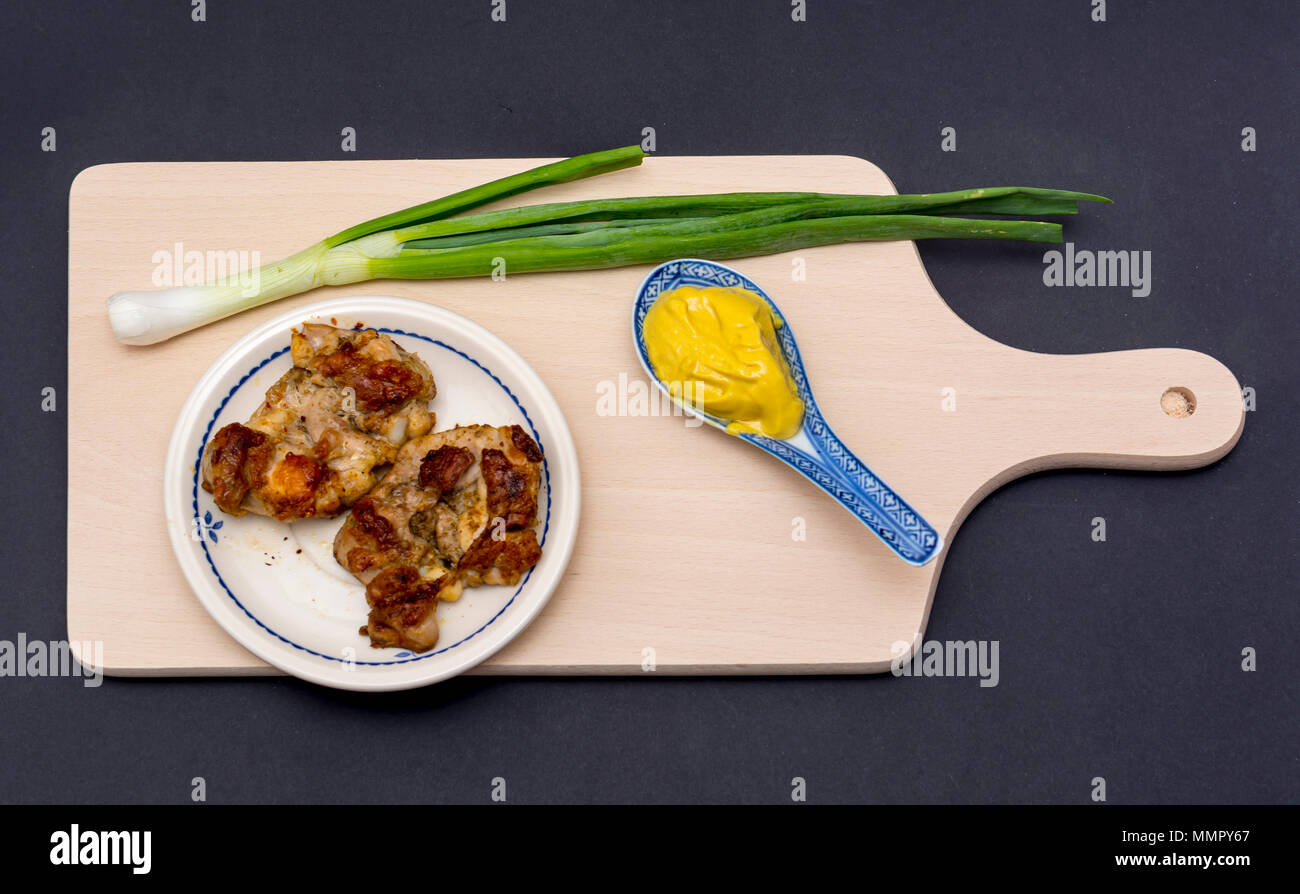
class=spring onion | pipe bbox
[106,146,1110,345]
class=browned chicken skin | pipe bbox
[334,424,545,653]
[201,325,435,521]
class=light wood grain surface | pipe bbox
[67,155,1245,676]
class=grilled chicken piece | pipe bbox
[201,325,435,521]
[334,424,545,652]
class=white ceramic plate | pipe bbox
[163,296,580,691]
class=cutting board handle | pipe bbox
[1002,347,1245,473]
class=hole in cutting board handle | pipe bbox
[1161,387,1197,418]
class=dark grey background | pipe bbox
[2,0,1295,804]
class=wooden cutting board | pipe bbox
[67,155,1244,676]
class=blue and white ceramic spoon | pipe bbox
[632,258,944,567]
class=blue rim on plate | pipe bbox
[632,259,943,566]
[191,327,552,666]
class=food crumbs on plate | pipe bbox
[642,284,805,439]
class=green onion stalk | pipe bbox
[106,145,1109,345]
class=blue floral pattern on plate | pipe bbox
[195,510,224,544]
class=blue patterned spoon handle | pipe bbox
[748,423,944,566]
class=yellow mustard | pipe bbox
[643,284,805,439]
